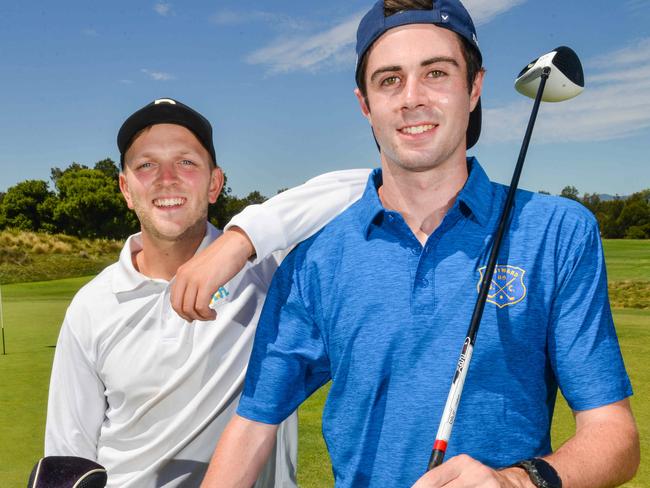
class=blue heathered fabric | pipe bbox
[238,158,632,488]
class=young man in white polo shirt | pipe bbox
[44,98,369,487]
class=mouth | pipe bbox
[399,123,437,135]
[152,197,187,209]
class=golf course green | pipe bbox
[0,241,647,487]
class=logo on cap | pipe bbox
[154,98,176,105]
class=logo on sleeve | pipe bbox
[209,286,230,310]
[477,265,527,308]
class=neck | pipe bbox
[132,225,207,281]
[378,155,468,245]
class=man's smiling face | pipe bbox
[356,23,483,173]
[119,123,223,243]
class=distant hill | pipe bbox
[598,193,628,201]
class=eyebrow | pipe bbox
[369,56,460,83]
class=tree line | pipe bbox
[0,159,648,239]
[555,186,650,239]
[0,159,266,239]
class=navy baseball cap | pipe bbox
[117,98,217,168]
[355,0,483,149]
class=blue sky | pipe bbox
[1,1,649,198]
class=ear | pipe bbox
[119,172,135,209]
[354,88,372,125]
[469,69,485,112]
[208,167,224,204]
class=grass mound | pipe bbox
[0,229,122,284]
[609,281,650,310]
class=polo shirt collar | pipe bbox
[112,222,221,294]
[456,157,494,227]
[359,157,495,237]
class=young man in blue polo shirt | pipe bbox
[197,1,640,487]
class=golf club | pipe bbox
[427,46,584,471]
[27,456,107,488]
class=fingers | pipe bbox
[411,455,506,488]
[194,284,217,321]
[170,228,255,322]
[412,457,460,487]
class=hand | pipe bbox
[171,227,254,321]
[412,455,532,488]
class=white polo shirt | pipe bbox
[45,169,371,487]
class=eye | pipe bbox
[380,75,400,87]
[135,161,153,170]
[180,159,196,166]
[427,69,446,79]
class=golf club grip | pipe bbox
[426,68,550,472]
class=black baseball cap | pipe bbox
[117,98,217,168]
[355,0,483,149]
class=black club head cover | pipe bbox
[27,456,107,488]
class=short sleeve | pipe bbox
[237,249,330,424]
[548,219,632,411]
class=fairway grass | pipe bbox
[0,240,648,486]
[0,277,94,486]
[603,239,650,282]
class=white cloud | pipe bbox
[154,2,172,17]
[245,13,362,74]
[141,69,174,81]
[482,38,650,144]
[625,0,649,12]
[245,2,525,75]
[211,10,310,31]
[463,0,527,25]
[119,79,133,84]
[589,38,650,68]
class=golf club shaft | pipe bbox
[427,67,551,471]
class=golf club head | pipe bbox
[515,46,584,102]
[27,456,107,488]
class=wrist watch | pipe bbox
[511,458,562,488]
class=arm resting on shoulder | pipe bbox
[172,168,370,321]
[200,414,279,488]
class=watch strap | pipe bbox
[511,458,562,488]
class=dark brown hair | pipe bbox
[357,0,482,97]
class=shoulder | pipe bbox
[274,203,363,283]
[501,185,600,237]
[64,263,119,334]
[294,202,362,259]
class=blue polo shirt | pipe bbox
[238,158,632,487]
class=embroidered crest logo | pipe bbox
[477,265,527,308]
[209,286,230,310]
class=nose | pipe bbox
[402,76,428,110]
[156,162,180,186]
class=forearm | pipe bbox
[543,399,639,488]
[201,414,279,488]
